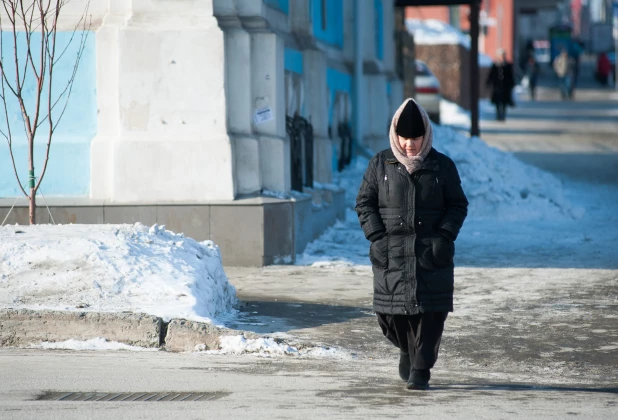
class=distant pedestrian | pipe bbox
[570,39,583,96]
[356,98,468,391]
[525,54,540,100]
[596,52,611,86]
[553,48,575,99]
[486,49,516,121]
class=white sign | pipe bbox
[253,107,274,125]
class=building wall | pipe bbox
[0,32,97,198]
[1,0,400,202]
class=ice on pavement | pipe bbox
[202,335,349,359]
[32,337,158,352]
[0,223,238,323]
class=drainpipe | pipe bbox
[354,3,364,153]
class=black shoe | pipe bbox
[406,369,430,390]
[399,352,411,381]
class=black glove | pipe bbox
[437,229,455,242]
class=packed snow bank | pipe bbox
[432,124,576,220]
[406,19,493,66]
[32,337,158,352]
[0,223,237,323]
[440,99,518,129]
[337,124,575,221]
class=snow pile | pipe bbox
[406,19,470,47]
[432,124,575,220]
[297,122,576,266]
[0,223,237,323]
[440,99,518,129]
[203,335,349,358]
[296,160,371,266]
[406,19,493,67]
[32,337,157,352]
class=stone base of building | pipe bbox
[0,188,345,267]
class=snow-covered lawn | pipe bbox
[0,223,237,323]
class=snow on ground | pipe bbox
[201,335,350,359]
[0,223,237,323]
[406,19,493,67]
[31,337,158,352]
[440,98,497,128]
[297,122,581,267]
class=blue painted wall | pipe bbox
[0,32,96,198]
[284,48,304,74]
[311,0,343,48]
[264,0,289,14]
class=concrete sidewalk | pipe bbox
[1,80,618,419]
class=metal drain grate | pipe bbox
[37,392,225,402]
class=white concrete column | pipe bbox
[90,3,127,200]
[364,74,389,152]
[388,79,404,119]
[225,27,261,196]
[360,0,376,62]
[382,0,396,73]
[303,49,331,184]
[251,32,289,192]
[100,2,235,203]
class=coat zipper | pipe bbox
[384,174,390,204]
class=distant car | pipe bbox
[414,60,441,124]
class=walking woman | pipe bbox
[486,49,516,121]
[356,98,468,390]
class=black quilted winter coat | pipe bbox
[355,148,468,315]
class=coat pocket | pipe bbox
[369,236,389,269]
[431,236,454,268]
[416,236,454,271]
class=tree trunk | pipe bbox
[29,189,36,225]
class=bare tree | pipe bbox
[0,0,90,224]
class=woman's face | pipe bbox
[398,135,423,157]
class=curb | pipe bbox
[0,309,254,351]
[164,319,259,352]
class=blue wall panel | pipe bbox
[284,48,304,74]
[311,0,343,48]
[0,31,96,198]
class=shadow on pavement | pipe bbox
[429,383,618,394]
[222,299,373,334]
[512,152,618,186]
[477,127,565,135]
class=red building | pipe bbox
[405,0,515,63]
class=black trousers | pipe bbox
[377,312,448,370]
[495,102,507,120]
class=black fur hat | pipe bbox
[395,100,425,138]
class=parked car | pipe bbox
[414,60,441,124]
